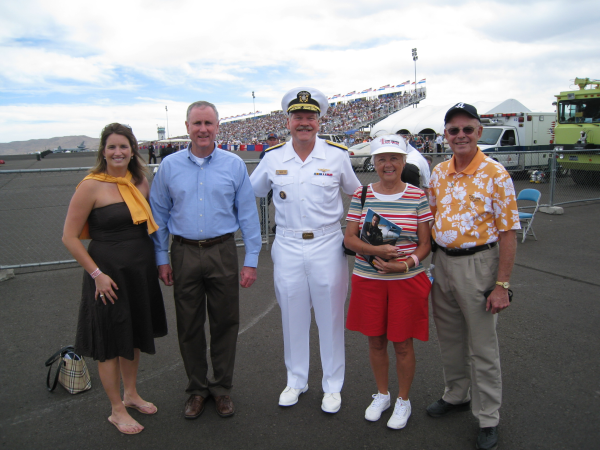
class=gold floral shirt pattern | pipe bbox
[429,149,520,248]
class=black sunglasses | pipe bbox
[446,126,479,136]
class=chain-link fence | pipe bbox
[349,148,600,209]
[1,150,598,269]
[549,149,600,206]
[0,164,272,270]
[0,167,92,269]
[479,148,600,207]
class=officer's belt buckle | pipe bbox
[302,232,314,240]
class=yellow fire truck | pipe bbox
[553,77,600,184]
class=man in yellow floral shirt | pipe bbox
[426,103,520,450]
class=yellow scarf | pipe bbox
[76,171,159,239]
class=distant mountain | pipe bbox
[0,135,101,155]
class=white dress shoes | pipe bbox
[387,397,411,429]
[321,392,342,413]
[365,392,391,421]
[279,385,308,406]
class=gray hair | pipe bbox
[186,101,219,122]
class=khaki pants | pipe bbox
[431,246,502,427]
[171,237,239,398]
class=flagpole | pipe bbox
[412,48,418,108]
[165,106,169,138]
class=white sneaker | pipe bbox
[321,392,342,413]
[387,397,411,429]
[279,385,308,406]
[365,392,391,421]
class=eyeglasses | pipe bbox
[446,126,479,136]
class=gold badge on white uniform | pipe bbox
[276,170,288,175]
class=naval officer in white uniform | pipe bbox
[250,87,361,413]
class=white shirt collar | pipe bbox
[283,138,326,163]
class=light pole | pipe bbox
[252,91,256,119]
[412,48,418,108]
[165,106,170,138]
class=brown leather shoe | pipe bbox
[214,395,235,417]
[184,395,206,419]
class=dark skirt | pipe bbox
[75,202,167,362]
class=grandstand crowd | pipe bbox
[139,88,427,154]
[218,89,425,144]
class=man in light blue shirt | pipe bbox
[150,100,261,420]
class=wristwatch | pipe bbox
[495,281,510,289]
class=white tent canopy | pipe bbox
[371,99,532,136]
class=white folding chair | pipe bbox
[517,189,541,243]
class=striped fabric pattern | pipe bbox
[346,184,433,280]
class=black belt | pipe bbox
[173,233,233,248]
[437,242,497,257]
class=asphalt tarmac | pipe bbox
[1,151,599,449]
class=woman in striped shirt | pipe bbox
[344,135,433,430]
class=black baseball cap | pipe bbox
[267,133,278,139]
[444,103,480,124]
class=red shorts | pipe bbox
[346,272,431,342]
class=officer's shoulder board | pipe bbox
[326,140,348,151]
[264,142,285,152]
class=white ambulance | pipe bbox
[477,112,555,173]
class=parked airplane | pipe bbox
[53,141,88,153]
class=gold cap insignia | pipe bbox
[299,91,310,103]
[287,90,321,114]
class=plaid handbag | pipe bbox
[45,345,92,394]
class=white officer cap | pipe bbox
[281,87,329,117]
[370,135,408,156]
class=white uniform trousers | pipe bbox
[272,225,348,393]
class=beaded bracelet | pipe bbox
[90,268,102,279]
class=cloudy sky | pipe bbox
[1,0,599,143]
